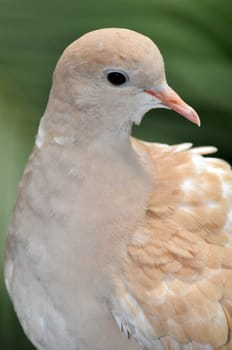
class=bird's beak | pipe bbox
[145,85,201,126]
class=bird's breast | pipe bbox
[5,143,152,349]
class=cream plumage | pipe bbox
[4,28,232,350]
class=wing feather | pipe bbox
[113,138,232,349]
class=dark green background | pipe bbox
[1,0,231,348]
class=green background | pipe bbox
[1,0,231,348]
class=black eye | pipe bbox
[107,71,128,86]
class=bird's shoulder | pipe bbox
[112,138,232,349]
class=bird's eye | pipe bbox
[107,71,128,86]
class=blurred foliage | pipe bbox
[0,0,231,348]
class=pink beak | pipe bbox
[145,85,201,126]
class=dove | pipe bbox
[4,28,232,350]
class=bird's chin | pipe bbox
[131,107,149,126]
[131,102,169,126]
[133,116,144,126]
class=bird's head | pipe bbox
[47,28,200,141]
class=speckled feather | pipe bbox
[113,138,232,349]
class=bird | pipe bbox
[4,27,232,350]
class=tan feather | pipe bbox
[113,138,232,349]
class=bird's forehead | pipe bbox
[56,28,165,85]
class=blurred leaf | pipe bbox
[0,69,37,349]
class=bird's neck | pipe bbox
[32,102,153,293]
[36,96,133,150]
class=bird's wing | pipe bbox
[112,137,232,350]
